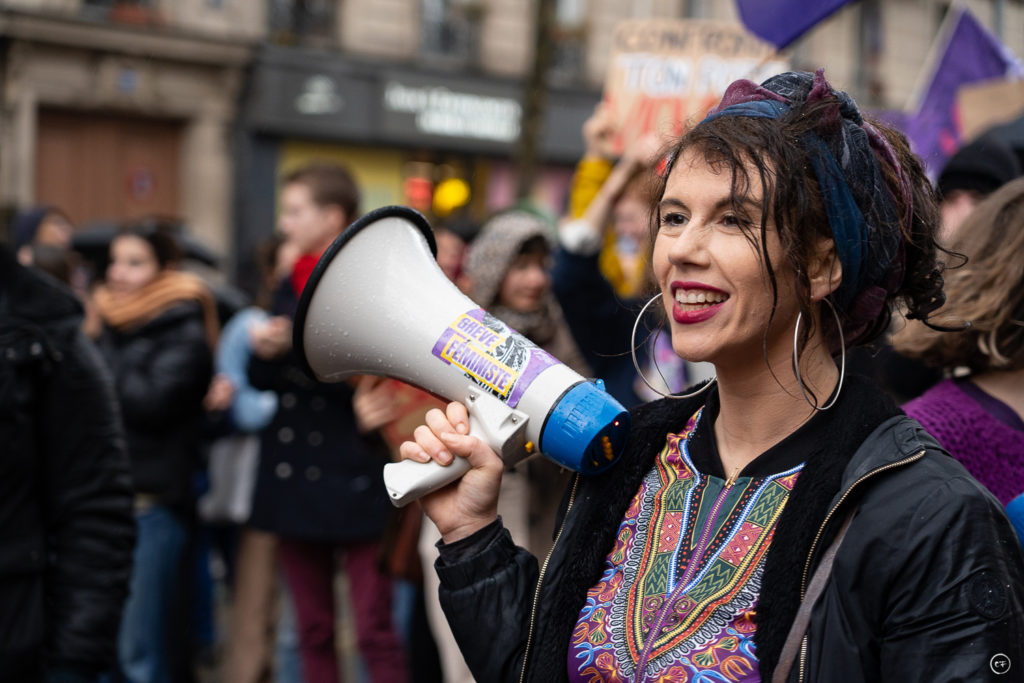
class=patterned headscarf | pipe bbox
[696,69,912,345]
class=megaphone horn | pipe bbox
[294,206,630,507]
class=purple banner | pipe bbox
[735,0,855,49]
[903,8,1023,175]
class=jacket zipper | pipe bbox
[633,470,738,682]
[519,473,580,683]
[795,450,925,683]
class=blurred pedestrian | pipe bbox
[847,135,1023,404]
[0,242,135,682]
[555,112,713,408]
[246,162,408,683]
[91,219,218,683]
[12,204,75,266]
[221,235,304,683]
[935,135,1022,246]
[418,209,591,683]
[896,176,1024,542]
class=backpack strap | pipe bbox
[772,506,858,683]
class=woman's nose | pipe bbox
[667,221,708,264]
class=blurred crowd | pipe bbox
[2,95,1023,683]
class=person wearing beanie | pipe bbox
[418,208,593,683]
[936,135,1022,245]
[11,205,74,266]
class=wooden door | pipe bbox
[35,109,184,227]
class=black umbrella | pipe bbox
[71,219,221,270]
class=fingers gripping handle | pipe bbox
[383,388,530,507]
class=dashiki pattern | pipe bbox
[568,409,803,682]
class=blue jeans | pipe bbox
[117,504,187,683]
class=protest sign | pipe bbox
[602,19,786,156]
[958,77,1024,142]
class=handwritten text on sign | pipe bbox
[603,20,787,155]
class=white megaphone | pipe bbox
[294,206,631,507]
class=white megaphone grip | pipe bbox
[383,386,529,507]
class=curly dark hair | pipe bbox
[648,71,945,356]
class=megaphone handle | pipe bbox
[382,454,473,508]
[383,390,529,507]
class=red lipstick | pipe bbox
[670,281,728,324]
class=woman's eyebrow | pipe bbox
[658,196,761,213]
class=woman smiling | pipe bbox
[400,70,1024,682]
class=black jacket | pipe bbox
[246,279,393,543]
[95,299,213,510]
[0,247,135,678]
[436,378,1024,682]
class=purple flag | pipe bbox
[735,0,857,49]
[903,8,1024,175]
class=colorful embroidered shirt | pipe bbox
[568,408,803,682]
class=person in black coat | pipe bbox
[399,70,1024,682]
[246,162,408,683]
[0,243,135,682]
[91,220,218,683]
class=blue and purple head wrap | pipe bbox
[696,69,912,344]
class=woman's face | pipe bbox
[652,148,800,368]
[35,212,73,248]
[497,250,551,313]
[107,235,161,295]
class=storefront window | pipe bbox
[420,0,483,66]
[268,0,336,47]
[81,0,160,25]
[550,0,587,85]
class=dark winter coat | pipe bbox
[0,246,135,678]
[95,298,213,511]
[435,377,1024,682]
[246,280,393,543]
[552,248,646,408]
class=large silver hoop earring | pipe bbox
[792,297,846,411]
[631,293,716,400]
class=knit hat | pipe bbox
[11,205,55,249]
[464,211,553,309]
[937,136,1022,199]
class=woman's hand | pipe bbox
[203,373,235,413]
[249,316,292,359]
[582,103,617,160]
[399,402,503,544]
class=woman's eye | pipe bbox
[660,212,687,228]
[722,213,750,229]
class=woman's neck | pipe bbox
[711,342,839,476]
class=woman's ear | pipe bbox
[809,238,842,302]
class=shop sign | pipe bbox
[295,75,345,115]
[382,80,522,144]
